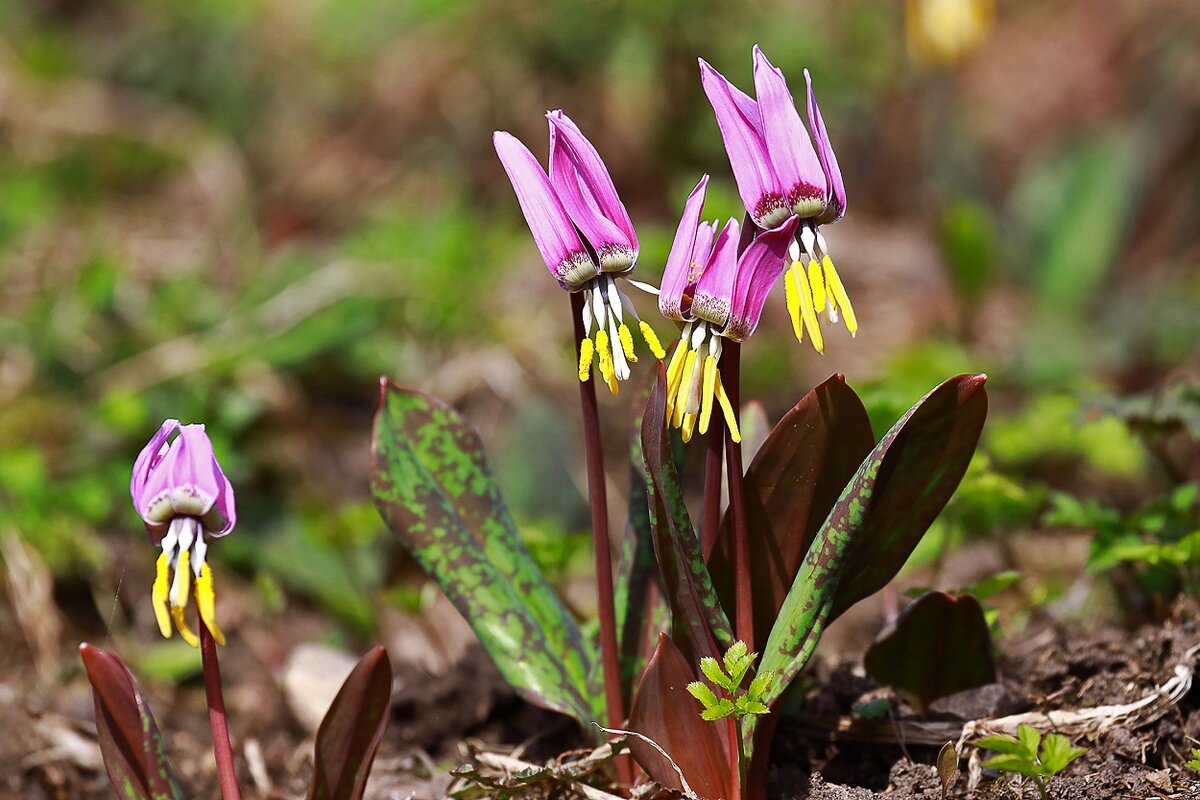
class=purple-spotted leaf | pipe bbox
[370,380,599,723]
[308,646,393,800]
[628,633,734,800]
[641,365,734,666]
[863,592,995,712]
[752,375,988,727]
[710,373,874,647]
[79,643,184,800]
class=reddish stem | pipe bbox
[199,623,241,800]
[722,342,753,651]
[569,292,630,784]
[701,415,725,559]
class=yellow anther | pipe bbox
[640,321,666,360]
[665,340,688,415]
[823,256,858,336]
[171,606,200,648]
[578,338,594,382]
[699,355,718,435]
[595,329,614,383]
[808,259,827,313]
[673,349,698,429]
[714,372,742,443]
[195,562,225,646]
[785,262,804,341]
[152,553,171,639]
[794,262,825,353]
[681,413,697,443]
[605,370,620,396]
[618,322,638,363]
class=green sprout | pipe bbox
[973,724,1086,800]
[686,641,773,788]
[1186,748,1200,771]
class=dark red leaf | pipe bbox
[628,633,734,800]
[863,591,996,710]
[308,646,393,800]
[710,374,875,647]
[79,643,184,800]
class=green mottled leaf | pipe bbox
[628,634,735,800]
[370,381,597,722]
[749,375,988,749]
[308,647,393,800]
[79,643,185,800]
[641,366,734,665]
[863,591,996,710]
[711,374,875,648]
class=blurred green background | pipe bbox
[1,0,1198,659]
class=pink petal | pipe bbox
[659,175,709,322]
[724,217,799,341]
[493,131,597,291]
[168,425,222,519]
[805,69,846,224]
[698,58,786,229]
[130,419,179,511]
[753,47,826,220]
[690,218,741,328]
[546,111,638,272]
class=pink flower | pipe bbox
[658,176,798,442]
[131,420,233,647]
[494,112,664,394]
[700,48,856,351]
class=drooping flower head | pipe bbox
[494,112,664,394]
[131,420,235,647]
[659,175,797,442]
[700,47,856,352]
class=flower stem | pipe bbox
[569,292,629,777]
[701,415,725,558]
[722,342,753,651]
[200,622,241,800]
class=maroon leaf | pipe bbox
[829,374,988,620]
[863,591,996,710]
[628,633,734,800]
[79,643,184,800]
[308,646,393,800]
[640,365,734,667]
[710,374,875,647]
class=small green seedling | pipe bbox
[973,724,1086,800]
[1186,748,1200,771]
[686,641,772,721]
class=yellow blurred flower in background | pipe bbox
[906,0,995,67]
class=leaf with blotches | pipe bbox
[370,381,598,723]
[79,643,185,800]
[308,646,393,800]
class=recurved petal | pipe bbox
[547,111,638,272]
[130,419,180,510]
[699,58,786,229]
[659,175,709,322]
[724,217,799,341]
[805,69,847,224]
[494,131,597,291]
[691,218,741,329]
[753,47,826,220]
[166,425,223,520]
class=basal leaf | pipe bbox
[971,734,1022,756]
[79,643,184,800]
[711,374,874,647]
[686,681,720,709]
[1039,734,1086,774]
[863,591,996,710]
[755,375,988,719]
[829,374,989,620]
[308,647,393,800]
[641,366,734,665]
[1018,724,1041,762]
[981,754,1040,778]
[370,380,597,722]
[628,634,734,800]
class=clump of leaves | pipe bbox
[974,724,1086,800]
[686,641,772,722]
